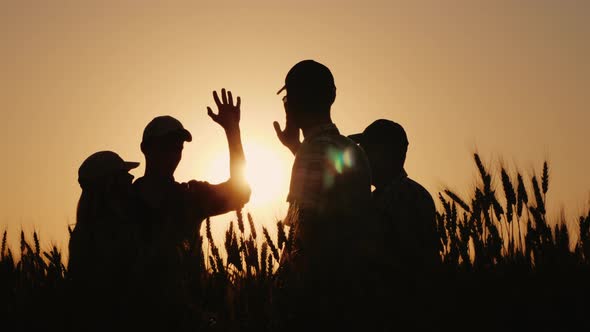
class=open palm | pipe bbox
[273,100,301,155]
[208,88,241,131]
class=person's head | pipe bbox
[140,115,192,177]
[78,151,139,194]
[77,151,139,222]
[277,60,336,129]
[350,119,409,187]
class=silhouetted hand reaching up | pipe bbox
[207,88,247,183]
[273,98,301,155]
[208,88,241,132]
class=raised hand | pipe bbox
[207,89,241,132]
[273,100,301,155]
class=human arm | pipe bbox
[204,89,251,214]
[186,180,250,217]
[207,89,247,182]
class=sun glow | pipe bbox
[206,142,292,207]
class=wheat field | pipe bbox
[2,153,590,331]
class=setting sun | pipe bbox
[206,141,292,207]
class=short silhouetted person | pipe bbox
[350,119,439,271]
[131,89,251,330]
[273,60,372,329]
[350,119,440,329]
[69,150,140,331]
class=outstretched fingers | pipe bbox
[207,106,218,123]
[213,89,239,107]
[209,89,241,126]
[273,121,283,136]
[221,88,228,104]
[213,90,222,108]
[228,90,233,106]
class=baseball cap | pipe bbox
[277,59,336,96]
[142,115,192,144]
[78,151,139,185]
[349,119,409,148]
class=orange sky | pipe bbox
[1,1,589,252]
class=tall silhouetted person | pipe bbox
[350,119,440,330]
[273,60,371,329]
[69,151,140,332]
[131,89,251,331]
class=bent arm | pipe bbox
[188,180,250,217]
[205,89,251,216]
[219,91,250,210]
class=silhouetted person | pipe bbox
[350,119,439,271]
[350,119,440,330]
[68,150,140,332]
[130,89,250,331]
[273,60,372,329]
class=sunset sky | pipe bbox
[2,1,589,252]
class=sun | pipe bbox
[206,142,292,207]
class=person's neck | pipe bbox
[144,165,174,180]
[301,115,333,138]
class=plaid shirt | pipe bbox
[286,123,371,214]
[281,123,372,276]
[372,169,440,270]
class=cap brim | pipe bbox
[123,161,140,170]
[180,129,192,142]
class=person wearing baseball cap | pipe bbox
[349,119,440,329]
[273,60,372,330]
[134,91,250,222]
[69,150,140,330]
[273,59,337,155]
[130,89,251,329]
[349,119,410,188]
[141,115,193,144]
[77,150,140,188]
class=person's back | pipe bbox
[287,123,371,274]
[69,201,139,286]
[289,124,370,210]
[350,119,440,330]
[372,170,439,271]
[68,151,140,332]
[130,175,212,331]
[132,176,204,257]
[350,119,440,273]
[131,176,200,279]
[131,176,230,294]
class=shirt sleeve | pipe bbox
[184,179,250,217]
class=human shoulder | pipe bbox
[182,180,213,194]
[297,132,364,161]
[132,176,186,208]
[131,176,147,189]
[307,131,357,148]
[404,177,435,208]
[296,135,330,158]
